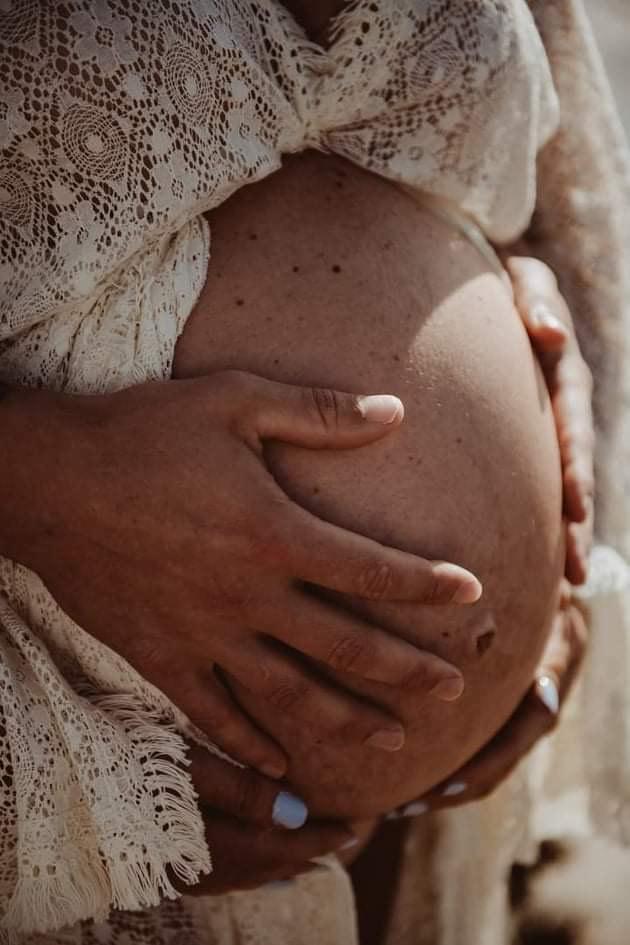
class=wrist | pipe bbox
[0,384,102,569]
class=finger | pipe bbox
[264,587,464,700]
[564,476,594,587]
[163,670,288,779]
[188,747,308,829]
[565,517,592,586]
[507,257,572,358]
[520,303,569,355]
[228,370,406,449]
[507,257,565,319]
[219,643,407,752]
[186,815,354,895]
[410,600,588,811]
[563,456,594,526]
[263,489,481,605]
[534,594,588,703]
[206,814,355,868]
[554,368,595,526]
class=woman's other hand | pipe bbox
[508,256,595,585]
[391,580,588,813]
[12,371,480,781]
[181,747,354,894]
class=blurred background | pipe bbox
[587,0,630,135]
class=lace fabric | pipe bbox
[0,0,605,939]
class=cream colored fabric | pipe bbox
[0,0,627,942]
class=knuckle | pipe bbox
[245,513,292,569]
[190,703,231,735]
[326,635,370,674]
[357,561,395,600]
[208,369,254,410]
[304,386,341,431]
[428,573,445,604]
[399,659,433,692]
[233,770,263,823]
[215,368,253,394]
[422,571,450,605]
[185,686,236,737]
[267,678,309,713]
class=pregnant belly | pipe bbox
[173,151,564,819]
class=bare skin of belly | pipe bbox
[173,151,564,820]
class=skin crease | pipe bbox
[172,151,565,820]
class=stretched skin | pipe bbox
[173,152,564,819]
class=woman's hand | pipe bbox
[181,747,355,894]
[507,256,595,585]
[12,371,480,780]
[391,580,588,814]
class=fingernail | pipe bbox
[365,727,405,752]
[401,800,430,818]
[541,313,565,333]
[535,675,559,715]
[260,761,286,780]
[452,576,483,604]
[442,781,467,797]
[340,835,359,851]
[430,674,464,702]
[357,394,404,424]
[530,303,564,333]
[272,791,308,829]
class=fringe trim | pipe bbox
[0,654,210,936]
[0,844,110,940]
[88,691,212,903]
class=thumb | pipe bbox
[248,376,405,449]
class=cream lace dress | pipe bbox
[0,1,628,943]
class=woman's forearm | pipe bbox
[0,384,85,569]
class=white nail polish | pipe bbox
[402,800,430,817]
[536,675,559,715]
[357,394,404,424]
[530,302,554,329]
[442,781,467,797]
